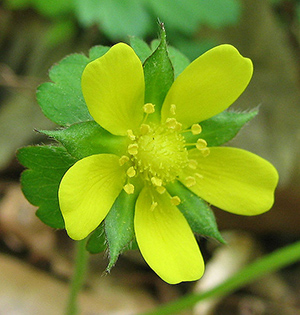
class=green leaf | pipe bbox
[43,20,76,49]
[167,181,225,243]
[86,223,107,254]
[37,46,109,126]
[17,146,77,229]
[129,36,152,63]
[88,45,110,61]
[143,25,174,117]
[199,0,241,28]
[183,110,258,147]
[105,189,139,271]
[33,0,74,18]
[74,0,151,40]
[40,121,127,160]
[147,0,200,35]
[167,46,190,78]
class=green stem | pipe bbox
[140,240,300,315]
[66,239,89,315]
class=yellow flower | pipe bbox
[58,43,278,284]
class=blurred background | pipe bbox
[0,0,300,314]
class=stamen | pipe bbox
[185,176,196,187]
[170,196,181,206]
[119,155,129,166]
[126,166,136,177]
[151,176,163,187]
[143,103,155,114]
[170,104,176,115]
[196,139,207,150]
[128,143,138,155]
[127,129,136,140]
[188,159,198,169]
[165,118,182,130]
[195,172,204,179]
[191,124,202,135]
[165,118,176,128]
[140,123,151,135]
[123,183,134,194]
[150,201,158,211]
[174,122,182,131]
[156,186,166,194]
[200,147,210,157]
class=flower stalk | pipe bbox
[66,239,89,315]
[139,240,300,315]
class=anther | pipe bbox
[128,143,138,155]
[126,166,136,177]
[174,121,182,131]
[170,104,176,115]
[195,173,204,179]
[185,176,196,187]
[127,129,136,140]
[200,147,210,157]
[143,103,155,114]
[166,118,176,128]
[156,186,166,194]
[188,159,198,169]
[191,124,202,135]
[170,196,181,206]
[196,139,207,150]
[151,176,163,187]
[140,123,151,135]
[123,183,134,194]
[119,155,129,166]
[166,118,181,130]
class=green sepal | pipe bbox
[104,189,139,271]
[151,39,190,78]
[166,181,225,243]
[184,110,258,147]
[86,222,107,254]
[129,36,152,63]
[143,26,174,117]
[17,146,77,229]
[40,121,128,160]
[37,45,109,126]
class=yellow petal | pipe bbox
[161,45,253,128]
[135,186,204,284]
[82,43,144,136]
[59,154,126,240]
[180,147,278,215]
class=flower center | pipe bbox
[135,124,189,184]
[121,103,210,196]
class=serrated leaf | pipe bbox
[17,146,76,229]
[143,26,174,117]
[184,110,258,147]
[105,189,139,271]
[167,181,225,243]
[40,121,127,160]
[86,223,107,254]
[129,36,152,63]
[37,46,109,126]
[88,45,110,61]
